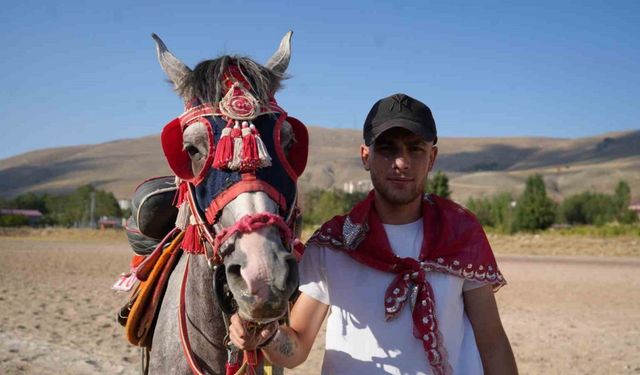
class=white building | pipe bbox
[343,180,373,194]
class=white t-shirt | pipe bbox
[299,219,486,375]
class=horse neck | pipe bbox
[184,255,228,368]
[150,254,228,375]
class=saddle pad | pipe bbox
[125,231,185,347]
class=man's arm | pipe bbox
[229,293,329,369]
[464,284,518,375]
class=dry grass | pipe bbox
[0,227,126,242]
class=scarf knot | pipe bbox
[385,258,450,375]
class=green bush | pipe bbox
[425,170,451,198]
[2,185,122,227]
[559,192,615,226]
[559,180,637,226]
[0,214,29,227]
[465,192,515,233]
[513,175,556,231]
[301,188,367,227]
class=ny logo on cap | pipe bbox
[390,94,411,112]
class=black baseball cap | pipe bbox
[363,93,437,146]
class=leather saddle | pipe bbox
[117,176,183,348]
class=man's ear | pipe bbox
[428,145,438,172]
[360,144,370,171]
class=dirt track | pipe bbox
[0,233,639,374]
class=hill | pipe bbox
[1,128,638,203]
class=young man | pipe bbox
[230,93,518,374]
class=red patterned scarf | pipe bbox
[307,191,505,375]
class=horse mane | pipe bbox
[177,56,287,106]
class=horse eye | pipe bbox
[185,145,200,157]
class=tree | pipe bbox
[614,180,631,210]
[12,192,48,213]
[613,180,638,224]
[426,170,451,198]
[41,185,122,227]
[513,175,556,231]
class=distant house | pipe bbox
[0,209,44,226]
[629,201,640,216]
[98,216,123,229]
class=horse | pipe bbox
[137,31,309,375]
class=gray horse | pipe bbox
[147,32,307,374]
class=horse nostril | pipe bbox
[226,264,246,291]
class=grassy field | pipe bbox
[2,226,638,257]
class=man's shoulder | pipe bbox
[305,214,350,251]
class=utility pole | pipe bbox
[89,191,96,229]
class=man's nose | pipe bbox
[393,150,410,170]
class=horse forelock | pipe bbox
[177,56,286,107]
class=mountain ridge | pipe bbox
[1,127,638,203]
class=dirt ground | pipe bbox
[0,230,638,375]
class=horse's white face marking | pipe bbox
[219,192,296,322]
[219,192,279,227]
[182,121,210,178]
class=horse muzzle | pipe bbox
[222,231,298,322]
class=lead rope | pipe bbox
[178,255,262,375]
[178,255,207,375]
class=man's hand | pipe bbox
[228,314,279,351]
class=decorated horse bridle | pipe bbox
[159,63,307,375]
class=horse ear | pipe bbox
[265,30,292,74]
[152,33,191,90]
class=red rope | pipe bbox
[213,212,292,259]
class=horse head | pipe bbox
[153,32,307,323]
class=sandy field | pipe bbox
[1,229,639,375]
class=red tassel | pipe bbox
[181,224,204,254]
[173,182,188,207]
[241,121,259,171]
[228,122,244,170]
[213,123,234,169]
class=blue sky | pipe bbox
[0,0,638,160]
